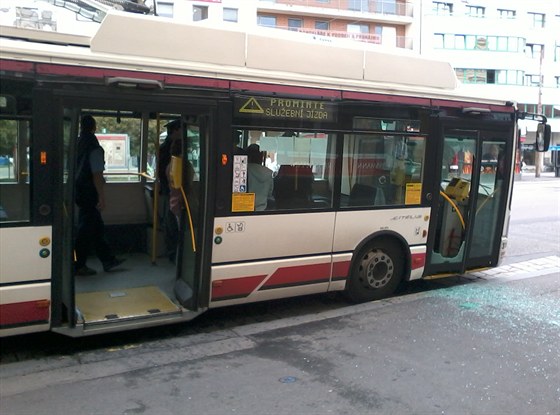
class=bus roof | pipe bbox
[0,11,510,106]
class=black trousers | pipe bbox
[161,193,179,259]
[75,205,114,269]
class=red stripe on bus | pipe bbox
[211,275,267,301]
[35,64,165,81]
[230,81,342,99]
[0,300,50,326]
[411,252,426,270]
[430,99,514,112]
[343,91,430,106]
[332,261,351,279]
[1,59,35,73]
[164,75,229,89]
[261,263,331,289]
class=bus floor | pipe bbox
[74,253,177,301]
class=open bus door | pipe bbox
[424,117,513,276]
[47,92,213,336]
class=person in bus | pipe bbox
[247,144,273,211]
[74,115,124,276]
[158,119,182,262]
[166,138,196,224]
[233,130,247,156]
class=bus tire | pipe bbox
[345,238,404,303]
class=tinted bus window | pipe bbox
[341,134,426,207]
[0,119,31,222]
[232,129,336,212]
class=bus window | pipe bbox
[341,133,425,207]
[84,110,143,183]
[233,129,336,211]
[0,118,31,222]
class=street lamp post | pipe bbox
[535,47,544,178]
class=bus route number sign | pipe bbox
[235,96,337,122]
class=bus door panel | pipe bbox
[209,213,336,307]
[48,99,214,333]
[425,123,510,275]
[466,137,509,266]
[431,132,477,267]
[175,115,207,310]
[58,108,79,328]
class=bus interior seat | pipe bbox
[349,183,377,207]
[273,165,314,209]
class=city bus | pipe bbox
[0,12,550,337]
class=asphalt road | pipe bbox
[505,174,560,264]
[1,176,559,414]
[1,269,558,415]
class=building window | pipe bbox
[454,34,466,49]
[348,0,369,12]
[193,5,208,21]
[526,43,544,59]
[466,6,485,17]
[433,2,452,15]
[156,2,173,18]
[458,68,488,84]
[456,69,523,85]
[376,0,396,14]
[223,8,238,23]
[257,15,277,27]
[288,18,303,30]
[555,44,560,62]
[315,20,329,30]
[555,76,560,88]
[436,33,524,53]
[347,23,369,34]
[498,9,515,19]
[474,36,488,50]
[525,74,541,86]
[528,12,545,28]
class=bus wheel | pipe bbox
[346,239,404,303]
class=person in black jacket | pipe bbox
[158,119,183,262]
[74,115,124,276]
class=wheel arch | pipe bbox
[349,230,412,284]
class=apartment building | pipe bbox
[421,0,560,166]
[2,0,559,166]
[167,0,558,167]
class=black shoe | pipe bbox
[103,258,125,272]
[76,266,97,276]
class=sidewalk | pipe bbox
[515,170,559,181]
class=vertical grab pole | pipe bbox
[151,114,161,264]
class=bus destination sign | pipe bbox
[235,96,337,122]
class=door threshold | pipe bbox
[52,309,205,337]
[75,285,180,325]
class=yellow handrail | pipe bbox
[439,190,466,230]
[180,187,197,253]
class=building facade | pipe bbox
[1,0,559,168]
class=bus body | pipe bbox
[0,12,547,337]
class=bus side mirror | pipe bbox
[536,123,551,152]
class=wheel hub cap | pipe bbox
[360,249,394,289]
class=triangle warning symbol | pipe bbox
[239,97,264,114]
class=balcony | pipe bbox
[270,26,413,49]
[258,0,414,19]
[297,27,381,43]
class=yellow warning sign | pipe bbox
[239,97,264,114]
[232,192,255,212]
[405,183,422,205]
